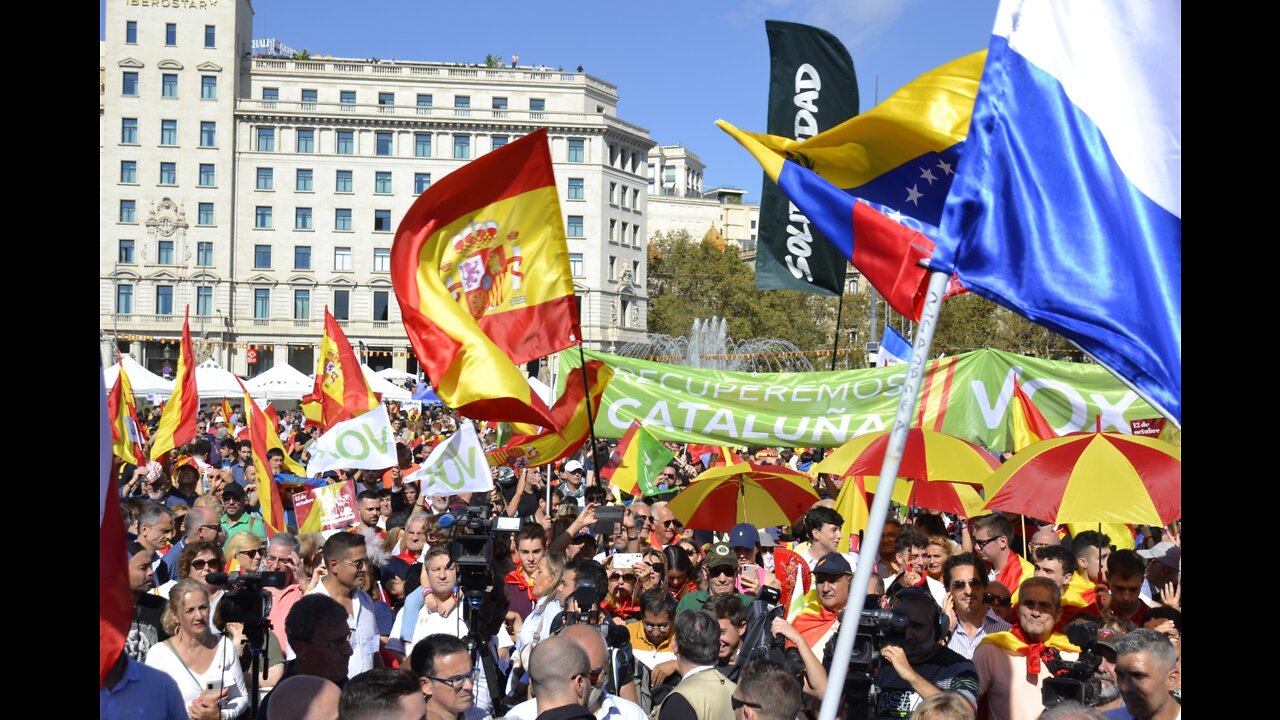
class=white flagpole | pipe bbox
[818,270,950,720]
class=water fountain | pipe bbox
[616,315,814,373]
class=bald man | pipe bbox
[1026,527,1061,560]
[505,626,647,720]
[528,636,592,720]
[267,676,342,720]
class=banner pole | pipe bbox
[829,293,845,372]
[818,270,950,720]
[575,299,602,484]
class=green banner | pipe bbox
[558,349,1156,452]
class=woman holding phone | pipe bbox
[144,578,249,719]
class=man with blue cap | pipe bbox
[728,523,811,610]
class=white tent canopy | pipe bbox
[246,363,314,401]
[375,368,419,382]
[361,364,412,401]
[194,359,247,399]
[103,355,174,396]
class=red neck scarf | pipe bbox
[982,626,1078,677]
[604,595,641,619]
[995,548,1030,597]
[504,568,536,602]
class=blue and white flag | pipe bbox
[877,325,912,366]
[932,0,1181,425]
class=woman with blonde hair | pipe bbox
[908,692,975,720]
[144,578,249,719]
[634,548,668,594]
[925,534,954,584]
[222,531,265,574]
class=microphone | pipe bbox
[206,572,232,586]
[438,513,456,529]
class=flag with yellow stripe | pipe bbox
[235,377,287,536]
[301,308,380,429]
[487,360,613,468]
[150,308,199,460]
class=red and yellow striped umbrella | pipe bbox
[983,429,1181,525]
[669,461,819,532]
[863,476,989,518]
[812,428,1001,491]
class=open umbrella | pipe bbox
[812,427,1000,491]
[982,425,1181,525]
[668,461,819,532]
[863,476,989,518]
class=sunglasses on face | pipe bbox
[709,566,736,578]
[238,548,263,558]
[661,519,682,528]
[189,559,217,570]
[609,573,637,583]
[984,593,1013,607]
[732,696,763,711]
[950,579,982,590]
[973,535,1005,551]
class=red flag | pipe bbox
[100,363,132,686]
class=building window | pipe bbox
[491,135,509,150]
[196,286,214,317]
[335,208,352,231]
[416,94,432,112]
[301,88,317,109]
[453,135,470,159]
[648,163,655,188]
[373,248,391,272]
[294,290,311,320]
[609,182,617,204]
[255,206,273,229]
[455,95,470,116]
[199,121,216,147]
[125,21,137,44]
[569,253,583,277]
[567,215,584,237]
[156,286,174,315]
[197,242,213,266]
[340,90,356,108]
[121,118,138,144]
[162,74,178,97]
[198,163,215,186]
[261,87,278,107]
[375,171,392,194]
[296,129,315,153]
[492,97,508,115]
[633,259,640,279]
[414,173,431,195]
[201,76,217,99]
[337,130,354,155]
[632,225,639,246]
[122,72,139,96]
[161,119,177,146]
[159,162,176,185]
[296,169,312,192]
[204,24,215,48]
[376,131,393,156]
[335,171,353,193]
[568,178,584,200]
[530,98,545,118]
[414,133,431,158]
[750,219,757,229]
[333,290,350,320]
[198,203,214,225]
[378,92,395,109]
[632,188,640,208]
[120,161,137,184]
[621,222,628,242]
[295,207,313,230]
[256,167,273,190]
[568,138,584,163]
[253,289,270,319]
[254,245,272,269]
[116,284,133,314]
[165,23,177,46]
[334,247,352,271]
[609,256,617,280]
[294,246,311,270]
[120,200,136,223]
[257,127,275,152]
[373,291,389,322]
[619,185,628,208]
[374,210,392,232]
[119,239,135,264]
[609,219,616,241]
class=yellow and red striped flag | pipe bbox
[1011,374,1057,451]
[260,402,305,476]
[600,420,675,497]
[220,397,234,426]
[107,350,146,465]
[235,377,287,535]
[391,128,578,428]
[833,475,872,554]
[301,308,380,429]
[487,360,613,468]
[150,308,199,460]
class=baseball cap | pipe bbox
[812,552,853,576]
[214,415,228,425]
[729,523,761,549]
[564,459,584,473]
[1137,542,1181,569]
[705,542,737,568]
[758,531,778,548]
[221,483,246,501]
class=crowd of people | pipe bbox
[102,402,1182,720]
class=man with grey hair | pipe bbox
[1109,629,1180,720]
[528,636,593,720]
[394,511,431,564]
[136,501,176,587]
[654,610,735,720]
[651,502,681,548]
[266,531,306,654]
[1040,700,1108,719]
[161,505,221,578]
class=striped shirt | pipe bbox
[947,610,1011,659]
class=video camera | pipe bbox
[439,505,521,601]
[206,571,286,625]
[738,586,805,681]
[1043,621,1104,708]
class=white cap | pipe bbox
[564,459,584,473]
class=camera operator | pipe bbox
[1056,616,1125,714]
[870,588,978,718]
[552,558,640,705]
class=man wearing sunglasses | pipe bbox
[309,532,383,679]
[731,658,802,720]
[160,505,221,579]
[970,514,1034,603]
[676,543,753,613]
[504,625,648,720]
[651,502,682,549]
[942,553,1009,660]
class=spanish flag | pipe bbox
[301,308,380,429]
[600,420,674,497]
[832,475,871,554]
[108,350,146,465]
[717,51,983,320]
[487,360,613,468]
[391,128,577,427]
[1011,374,1056,452]
[262,402,305,477]
[235,378,287,535]
[150,308,199,460]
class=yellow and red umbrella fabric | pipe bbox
[669,461,819,532]
[863,476,988,518]
[982,429,1181,525]
[812,428,1000,491]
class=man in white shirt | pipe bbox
[307,532,382,679]
[942,553,1010,659]
[884,527,947,608]
[796,506,860,573]
[504,625,647,720]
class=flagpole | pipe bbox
[818,270,950,720]
[829,293,845,372]
[575,299,602,485]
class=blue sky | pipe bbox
[101,0,1000,202]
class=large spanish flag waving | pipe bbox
[150,308,199,460]
[108,350,146,465]
[392,128,578,427]
[235,378,287,535]
[301,308,380,429]
[487,360,613,468]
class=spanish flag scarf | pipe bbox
[980,626,1079,677]
[504,568,536,602]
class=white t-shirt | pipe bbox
[144,636,248,720]
[307,581,380,679]
[504,692,648,720]
[884,573,948,608]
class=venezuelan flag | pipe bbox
[392,128,577,428]
[301,309,380,429]
[487,360,613,468]
[150,308,199,460]
[718,51,984,321]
